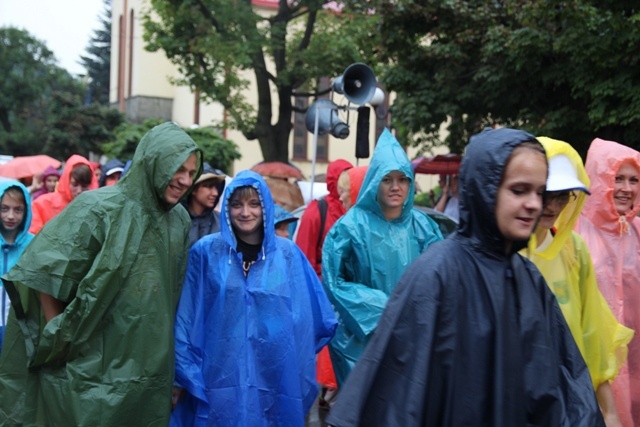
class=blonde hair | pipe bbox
[337,170,351,195]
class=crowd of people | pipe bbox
[0,121,637,426]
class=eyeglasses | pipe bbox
[545,191,577,205]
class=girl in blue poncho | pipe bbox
[0,181,33,351]
[321,129,443,387]
[171,170,337,427]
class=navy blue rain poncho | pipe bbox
[326,128,604,427]
[321,129,443,386]
[171,170,337,427]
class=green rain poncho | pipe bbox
[321,129,443,386]
[0,122,202,426]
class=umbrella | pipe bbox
[0,155,62,179]
[264,177,305,212]
[412,154,462,175]
[251,161,305,180]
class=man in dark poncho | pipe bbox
[327,128,604,426]
[0,122,202,426]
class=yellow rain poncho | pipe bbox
[523,137,632,392]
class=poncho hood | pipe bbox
[356,129,415,221]
[458,128,544,256]
[0,180,32,247]
[41,165,61,181]
[118,122,203,211]
[348,166,368,205]
[529,137,590,259]
[326,159,353,219]
[98,158,125,187]
[57,154,98,203]
[220,170,276,254]
[580,138,640,234]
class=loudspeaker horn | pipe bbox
[332,63,377,105]
[305,99,350,139]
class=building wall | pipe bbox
[109,0,447,191]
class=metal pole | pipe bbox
[309,107,321,201]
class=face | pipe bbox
[495,148,547,243]
[275,223,290,239]
[45,175,58,192]
[229,189,263,242]
[105,172,121,186]
[538,191,575,230]
[0,194,25,233]
[377,170,410,212]
[449,175,459,196]
[338,185,351,211]
[94,168,102,182]
[70,178,91,199]
[613,162,639,215]
[164,154,198,206]
[192,180,220,210]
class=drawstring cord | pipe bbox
[619,216,630,235]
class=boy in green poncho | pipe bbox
[0,122,202,427]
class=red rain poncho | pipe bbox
[29,154,98,233]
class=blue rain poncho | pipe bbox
[321,129,443,386]
[171,170,337,427]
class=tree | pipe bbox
[0,27,59,137]
[80,0,112,105]
[142,0,379,162]
[363,0,640,158]
[0,27,124,159]
[101,118,241,173]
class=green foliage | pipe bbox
[142,1,379,162]
[0,27,123,159]
[366,0,640,158]
[80,0,112,105]
[102,119,241,173]
[187,126,241,173]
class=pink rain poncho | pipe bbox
[576,138,640,426]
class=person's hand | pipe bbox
[171,386,185,410]
[28,174,43,193]
[602,413,623,427]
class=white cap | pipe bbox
[546,154,590,194]
[105,166,124,177]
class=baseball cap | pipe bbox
[546,154,590,194]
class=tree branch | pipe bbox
[194,0,223,34]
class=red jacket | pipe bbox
[30,155,97,233]
[296,159,353,278]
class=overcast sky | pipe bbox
[0,0,106,76]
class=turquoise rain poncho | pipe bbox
[0,181,34,330]
[321,129,443,386]
[0,122,202,426]
[171,170,337,427]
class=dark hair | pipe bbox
[3,186,25,205]
[71,164,93,186]
[230,186,259,202]
[512,140,545,156]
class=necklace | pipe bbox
[242,260,255,276]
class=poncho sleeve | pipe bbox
[321,222,390,341]
[292,243,337,352]
[572,234,634,388]
[3,204,136,368]
[173,244,210,423]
